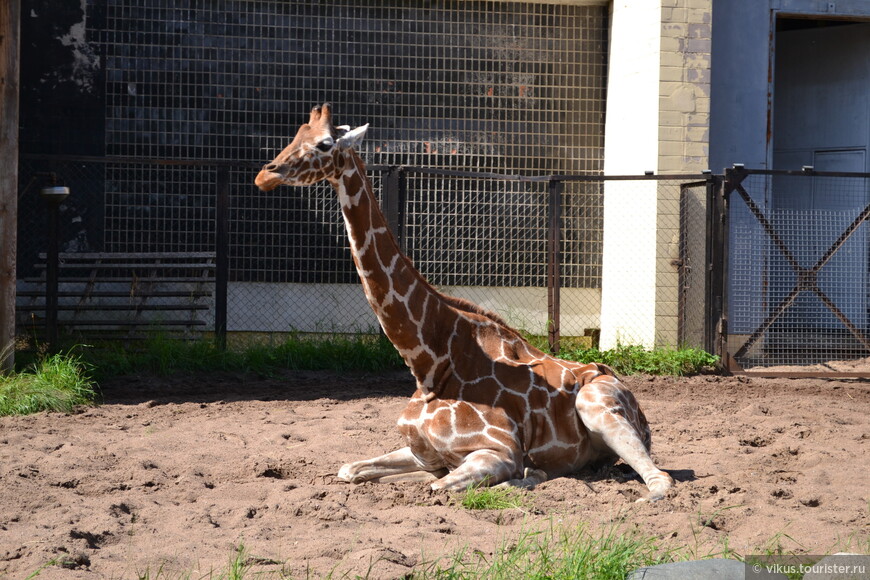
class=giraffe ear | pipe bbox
[336,124,368,150]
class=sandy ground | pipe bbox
[0,370,868,579]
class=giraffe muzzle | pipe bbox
[254,164,288,191]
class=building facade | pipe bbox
[15,0,870,354]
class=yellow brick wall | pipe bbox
[659,0,712,174]
[656,0,712,346]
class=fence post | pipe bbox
[214,167,229,350]
[705,174,724,356]
[547,179,563,354]
[41,185,69,352]
[382,166,404,251]
[711,171,735,370]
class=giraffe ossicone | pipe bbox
[256,103,674,500]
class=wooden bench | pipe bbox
[17,252,216,341]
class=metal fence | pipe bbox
[720,167,870,376]
[678,178,716,351]
[17,155,711,354]
[19,159,870,376]
[18,0,618,352]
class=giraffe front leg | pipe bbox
[577,378,674,501]
[337,446,445,484]
[430,449,520,491]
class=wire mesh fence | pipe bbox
[95,0,607,172]
[23,159,870,379]
[678,179,713,351]
[722,168,870,374]
[26,160,870,376]
[17,0,613,347]
[17,156,711,354]
[21,0,870,376]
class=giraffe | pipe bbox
[255,103,674,500]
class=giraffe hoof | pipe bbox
[637,483,672,503]
[494,468,547,489]
[337,463,359,483]
[637,471,674,502]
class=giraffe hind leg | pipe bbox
[576,376,674,501]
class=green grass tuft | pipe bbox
[520,333,719,376]
[415,520,673,580]
[247,332,404,373]
[0,350,98,417]
[455,479,531,511]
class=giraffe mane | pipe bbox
[443,293,618,377]
[438,294,508,327]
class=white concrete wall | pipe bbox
[227,282,600,336]
[442,286,601,336]
[599,0,662,348]
[227,282,377,333]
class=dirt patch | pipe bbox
[1,370,868,578]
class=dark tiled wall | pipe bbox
[20,0,607,287]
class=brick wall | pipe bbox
[656,0,712,346]
[659,0,712,174]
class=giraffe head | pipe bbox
[255,103,369,191]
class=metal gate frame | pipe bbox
[716,166,870,377]
[677,177,722,353]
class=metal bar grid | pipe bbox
[104,163,216,254]
[23,0,611,338]
[93,0,609,289]
[102,0,607,169]
[402,173,549,288]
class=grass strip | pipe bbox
[0,350,98,417]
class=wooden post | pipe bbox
[0,0,20,371]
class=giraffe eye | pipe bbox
[315,138,334,152]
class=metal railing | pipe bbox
[20,156,870,377]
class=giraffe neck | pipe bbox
[327,149,453,390]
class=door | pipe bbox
[771,20,870,334]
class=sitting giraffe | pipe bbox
[255,103,673,500]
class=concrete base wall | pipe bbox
[227,282,601,337]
